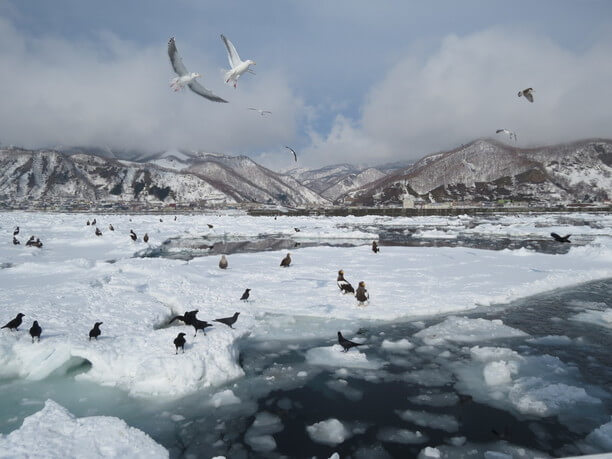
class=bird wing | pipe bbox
[285,146,297,162]
[248,107,258,111]
[524,90,534,103]
[187,80,228,103]
[220,34,242,68]
[551,232,561,240]
[168,37,189,76]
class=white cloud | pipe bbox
[305,28,612,165]
[0,18,302,155]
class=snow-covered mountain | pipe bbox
[346,139,612,206]
[286,164,385,202]
[0,148,328,207]
[185,153,329,206]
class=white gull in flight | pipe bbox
[167,37,227,103]
[496,129,517,142]
[517,87,534,103]
[248,108,272,117]
[221,34,256,88]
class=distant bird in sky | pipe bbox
[337,331,364,352]
[518,87,534,103]
[130,230,137,241]
[13,236,20,245]
[248,108,272,117]
[207,224,214,229]
[496,129,517,142]
[551,232,571,243]
[108,224,114,231]
[221,34,256,88]
[285,146,298,162]
[13,226,19,236]
[167,37,228,103]
[240,288,251,301]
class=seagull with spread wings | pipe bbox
[167,37,227,103]
[220,34,256,88]
[248,108,272,117]
[517,87,534,103]
[285,146,298,162]
[496,129,517,142]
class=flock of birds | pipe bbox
[168,34,303,162]
[2,218,572,354]
[2,218,382,354]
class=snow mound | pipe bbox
[306,418,352,446]
[0,400,167,458]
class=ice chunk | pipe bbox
[414,317,527,345]
[244,434,276,453]
[571,308,612,330]
[408,392,459,407]
[526,335,573,346]
[209,389,241,408]
[381,338,414,352]
[454,346,603,428]
[306,418,351,445]
[305,345,382,369]
[396,409,459,432]
[0,400,167,458]
[244,412,283,453]
[581,416,612,453]
[419,446,441,458]
[377,427,428,444]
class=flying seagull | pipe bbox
[220,34,255,88]
[496,129,517,142]
[167,37,227,103]
[285,146,298,162]
[248,108,272,117]
[517,87,534,103]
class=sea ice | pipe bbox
[377,427,428,444]
[0,400,167,458]
[381,338,414,352]
[396,409,459,432]
[414,317,528,345]
[305,345,382,369]
[306,418,352,446]
[209,389,241,408]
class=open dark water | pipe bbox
[1,278,610,459]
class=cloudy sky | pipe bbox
[1,1,611,169]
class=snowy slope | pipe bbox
[187,154,329,207]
